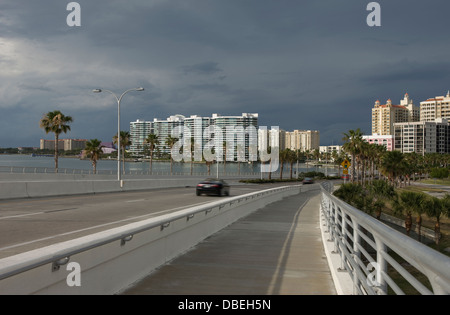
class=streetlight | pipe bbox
[93,87,144,185]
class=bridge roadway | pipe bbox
[0,181,337,294]
[0,183,281,259]
[122,184,337,295]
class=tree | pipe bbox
[145,133,159,175]
[342,129,363,183]
[368,180,396,220]
[39,110,73,173]
[423,196,444,246]
[84,139,104,174]
[287,149,297,179]
[165,135,178,175]
[430,167,449,180]
[380,150,407,187]
[279,149,290,180]
[398,191,427,236]
[113,131,131,175]
[333,183,366,210]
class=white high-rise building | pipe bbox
[211,113,259,161]
[152,115,185,155]
[129,119,153,154]
[129,113,259,160]
[420,91,450,122]
[394,118,450,155]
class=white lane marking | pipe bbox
[0,212,45,220]
[125,199,146,203]
[0,200,214,252]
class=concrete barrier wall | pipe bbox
[0,176,204,200]
[0,185,301,295]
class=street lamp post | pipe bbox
[93,87,144,185]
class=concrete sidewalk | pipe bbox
[122,188,337,295]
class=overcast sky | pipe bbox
[1,0,450,147]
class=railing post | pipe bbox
[353,221,361,259]
[376,240,388,295]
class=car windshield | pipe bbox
[201,179,219,184]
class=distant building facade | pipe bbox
[285,130,320,152]
[362,135,394,151]
[40,139,87,151]
[129,119,153,154]
[319,145,343,156]
[371,93,419,136]
[394,118,450,155]
[420,91,450,122]
[129,113,259,160]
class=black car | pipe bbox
[196,179,230,196]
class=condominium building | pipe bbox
[129,113,259,160]
[211,113,259,160]
[420,91,450,122]
[285,130,320,152]
[393,118,450,155]
[371,93,419,136]
[152,115,185,155]
[362,135,394,151]
[129,119,153,154]
[40,139,87,151]
[258,128,285,152]
[319,145,343,155]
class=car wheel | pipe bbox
[196,190,201,196]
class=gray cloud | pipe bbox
[0,0,450,147]
[180,62,223,76]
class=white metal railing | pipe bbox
[320,182,450,295]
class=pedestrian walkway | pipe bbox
[122,188,337,295]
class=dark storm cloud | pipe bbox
[1,0,450,147]
[180,62,223,76]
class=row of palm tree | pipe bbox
[341,129,450,187]
[338,128,450,246]
[334,181,450,245]
[38,111,181,175]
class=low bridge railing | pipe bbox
[320,182,450,295]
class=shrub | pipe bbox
[430,167,449,179]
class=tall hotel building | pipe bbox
[420,91,450,122]
[371,93,419,136]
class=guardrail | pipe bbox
[320,182,450,295]
[0,165,261,177]
[0,185,301,294]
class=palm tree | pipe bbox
[113,131,131,175]
[39,110,73,173]
[190,137,195,176]
[399,191,427,236]
[342,129,363,183]
[423,196,444,246]
[380,150,407,187]
[145,133,159,175]
[279,149,290,180]
[84,139,104,174]
[368,179,396,220]
[165,135,178,175]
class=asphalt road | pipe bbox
[0,183,293,259]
